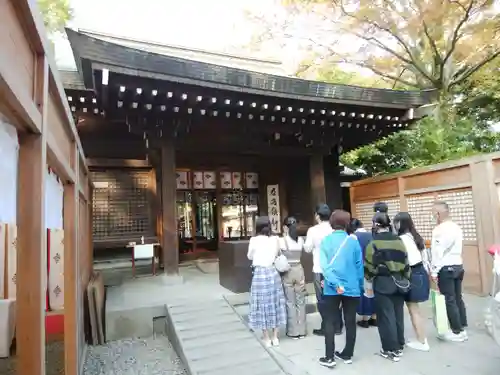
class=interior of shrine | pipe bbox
[62,28,434,268]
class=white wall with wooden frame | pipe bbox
[350,153,500,296]
[0,1,92,375]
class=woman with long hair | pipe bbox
[365,212,410,362]
[350,218,377,328]
[279,216,307,339]
[247,216,286,347]
[393,212,430,351]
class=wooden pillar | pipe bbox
[470,160,498,295]
[310,154,326,207]
[323,151,342,211]
[16,55,48,375]
[63,144,79,375]
[161,139,178,275]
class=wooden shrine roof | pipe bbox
[65,28,435,109]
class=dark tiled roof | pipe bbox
[66,28,436,108]
[58,69,87,90]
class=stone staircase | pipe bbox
[165,299,286,375]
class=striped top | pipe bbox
[364,232,411,281]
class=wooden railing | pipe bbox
[0,1,92,375]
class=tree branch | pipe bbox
[338,0,436,85]
[450,50,500,88]
[346,60,421,88]
[442,0,475,66]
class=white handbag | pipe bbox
[274,237,290,273]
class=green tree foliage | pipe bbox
[322,63,500,175]
[37,0,72,34]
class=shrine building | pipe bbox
[62,28,435,275]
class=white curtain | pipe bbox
[45,169,64,229]
[0,119,18,224]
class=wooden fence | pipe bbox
[0,2,92,375]
[350,152,500,295]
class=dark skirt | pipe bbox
[357,295,375,316]
[405,263,430,303]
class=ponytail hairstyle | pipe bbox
[283,216,298,242]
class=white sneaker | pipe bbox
[406,340,430,352]
[461,330,468,340]
[272,338,280,347]
[263,339,272,348]
[439,332,465,342]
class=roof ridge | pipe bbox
[75,28,282,66]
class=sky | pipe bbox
[55,0,304,70]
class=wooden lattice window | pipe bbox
[91,169,152,241]
[406,194,435,241]
[354,198,400,231]
[437,189,477,241]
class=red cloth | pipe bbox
[488,244,500,256]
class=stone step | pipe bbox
[168,300,230,314]
[190,350,272,374]
[171,308,237,324]
[183,336,259,361]
[199,360,284,375]
[165,298,286,375]
[178,320,246,340]
[180,328,253,350]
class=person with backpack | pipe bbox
[365,212,411,362]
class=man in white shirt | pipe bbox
[304,204,337,336]
[430,201,468,342]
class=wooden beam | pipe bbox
[87,158,151,168]
[160,138,178,274]
[63,144,79,375]
[17,133,47,375]
[16,53,48,375]
[0,62,42,133]
[310,154,326,206]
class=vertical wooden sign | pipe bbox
[266,184,281,234]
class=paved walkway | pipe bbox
[234,294,500,375]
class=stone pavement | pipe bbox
[233,294,500,375]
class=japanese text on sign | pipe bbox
[266,184,281,233]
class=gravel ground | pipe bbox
[83,335,187,375]
[0,340,65,375]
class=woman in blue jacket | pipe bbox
[318,210,364,368]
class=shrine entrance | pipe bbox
[175,169,260,256]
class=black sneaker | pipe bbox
[357,320,370,328]
[368,318,378,327]
[335,328,343,335]
[313,329,325,336]
[334,351,353,364]
[379,350,400,362]
[286,334,300,340]
[319,357,336,368]
[394,347,404,357]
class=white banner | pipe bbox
[266,184,281,234]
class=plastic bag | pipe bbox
[431,289,449,336]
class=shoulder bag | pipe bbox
[274,236,291,273]
[374,242,411,294]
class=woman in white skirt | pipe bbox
[248,216,287,347]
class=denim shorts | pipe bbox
[405,263,430,303]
